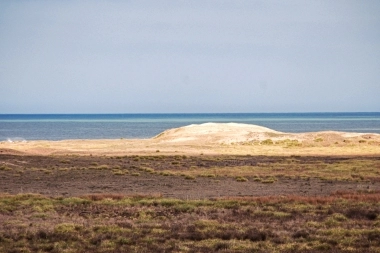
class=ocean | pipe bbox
[1,113,380,141]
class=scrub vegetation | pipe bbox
[3,154,380,182]
[0,191,379,253]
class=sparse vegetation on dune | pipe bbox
[0,191,379,253]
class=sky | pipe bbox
[0,0,379,113]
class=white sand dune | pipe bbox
[153,122,379,144]
[154,123,281,143]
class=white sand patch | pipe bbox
[154,123,283,143]
[154,122,380,144]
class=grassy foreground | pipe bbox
[1,192,380,253]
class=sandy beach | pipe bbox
[1,123,380,156]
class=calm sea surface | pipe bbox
[0,113,379,141]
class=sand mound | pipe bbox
[154,123,283,143]
[154,122,380,144]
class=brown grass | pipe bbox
[0,191,379,252]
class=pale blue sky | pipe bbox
[1,0,379,113]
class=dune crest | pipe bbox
[154,123,281,143]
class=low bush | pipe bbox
[236,176,248,182]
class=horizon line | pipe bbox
[1,112,380,115]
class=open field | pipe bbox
[1,153,380,252]
[1,124,380,252]
[1,154,380,198]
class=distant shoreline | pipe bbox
[1,113,380,141]
[1,123,379,156]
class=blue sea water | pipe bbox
[0,113,379,141]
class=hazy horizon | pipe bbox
[0,111,379,115]
[1,1,379,113]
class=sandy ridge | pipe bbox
[153,122,379,144]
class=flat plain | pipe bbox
[1,124,380,252]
